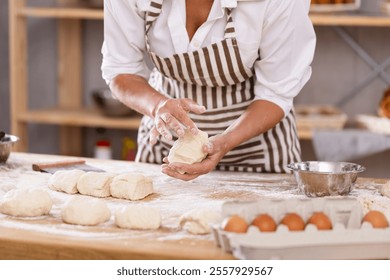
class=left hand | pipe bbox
[161,134,228,181]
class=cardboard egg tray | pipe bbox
[212,198,390,260]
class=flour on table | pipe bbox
[115,205,161,230]
[62,196,111,226]
[49,170,85,194]
[0,188,52,217]
[167,129,209,167]
[110,173,153,200]
[179,208,222,234]
[76,171,113,198]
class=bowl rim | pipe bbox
[287,161,365,175]
[0,134,20,144]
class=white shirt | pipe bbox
[101,0,316,116]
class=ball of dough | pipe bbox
[76,171,113,198]
[62,196,111,226]
[0,188,52,217]
[110,173,153,201]
[115,205,161,230]
[48,169,86,194]
[380,181,390,198]
[167,129,209,165]
[179,209,222,234]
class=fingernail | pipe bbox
[177,129,185,137]
[191,127,198,135]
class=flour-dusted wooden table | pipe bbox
[0,153,388,260]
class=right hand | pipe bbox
[149,98,206,145]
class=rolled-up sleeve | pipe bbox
[253,0,316,116]
[101,0,150,85]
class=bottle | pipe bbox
[94,139,112,160]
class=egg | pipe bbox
[362,210,389,228]
[280,212,305,231]
[307,212,332,230]
[251,214,277,232]
[222,215,248,233]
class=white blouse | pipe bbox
[101,0,316,116]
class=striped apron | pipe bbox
[136,0,301,173]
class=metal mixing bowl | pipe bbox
[287,161,365,197]
[0,134,20,163]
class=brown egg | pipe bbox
[307,212,332,230]
[251,214,277,232]
[280,212,305,231]
[362,210,389,229]
[222,215,248,233]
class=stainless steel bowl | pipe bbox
[0,134,20,163]
[287,161,365,197]
[92,89,134,118]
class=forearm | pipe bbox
[109,73,168,118]
[221,100,285,154]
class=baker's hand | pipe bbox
[149,98,206,145]
[161,135,228,181]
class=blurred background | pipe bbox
[1,0,389,177]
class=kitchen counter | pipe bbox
[0,153,389,260]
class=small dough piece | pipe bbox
[48,169,86,194]
[110,173,153,201]
[179,209,222,234]
[62,196,111,226]
[380,181,390,198]
[0,188,52,217]
[167,129,209,165]
[76,171,113,198]
[115,205,161,230]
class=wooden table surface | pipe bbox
[0,153,388,260]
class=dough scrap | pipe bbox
[167,129,209,165]
[62,196,111,226]
[179,208,222,234]
[76,171,113,198]
[48,169,86,194]
[380,181,390,198]
[110,173,153,201]
[0,188,52,217]
[115,205,161,230]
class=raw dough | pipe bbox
[110,173,153,200]
[0,188,52,217]
[179,209,222,234]
[381,181,390,198]
[62,196,111,226]
[167,129,209,165]
[48,169,85,194]
[115,205,161,230]
[76,171,113,198]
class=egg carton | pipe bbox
[212,198,390,260]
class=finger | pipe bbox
[149,127,160,145]
[161,165,199,181]
[160,113,185,137]
[202,142,213,154]
[155,116,173,141]
[172,109,199,135]
[182,99,206,114]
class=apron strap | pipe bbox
[145,0,164,35]
[224,8,236,39]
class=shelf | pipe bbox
[310,12,390,26]
[17,7,103,20]
[17,108,141,130]
[15,6,390,27]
